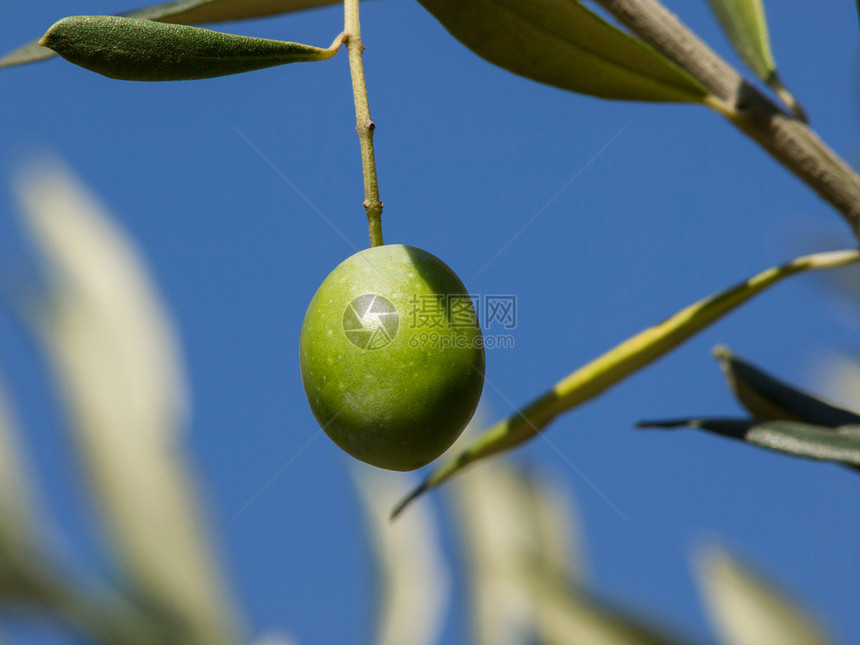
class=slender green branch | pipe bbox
[593,0,860,239]
[344,0,384,247]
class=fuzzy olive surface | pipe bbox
[300,244,485,471]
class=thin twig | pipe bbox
[594,0,860,239]
[344,0,384,247]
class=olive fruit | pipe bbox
[300,244,485,471]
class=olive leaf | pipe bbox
[453,458,695,645]
[129,0,342,24]
[639,418,860,468]
[696,546,835,645]
[15,159,242,645]
[706,0,807,120]
[452,443,582,645]
[0,378,54,603]
[352,467,449,645]
[416,0,707,102]
[39,16,340,81]
[714,346,860,427]
[391,250,860,518]
[526,576,697,645]
[0,0,343,70]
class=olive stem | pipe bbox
[344,0,384,247]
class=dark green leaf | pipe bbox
[39,16,339,81]
[640,417,860,468]
[638,417,755,440]
[416,0,707,102]
[1,0,342,70]
[714,346,860,427]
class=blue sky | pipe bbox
[1,1,859,643]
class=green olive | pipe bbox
[300,244,485,471]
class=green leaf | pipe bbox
[391,250,860,518]
[39,15,339,81]
[706,0,807,121]
[707,0,774,82]
[640,418,860,467]
[714,346,860,427]
[416,0,708,102]
[1,0,342,71]
[696,546,835,645]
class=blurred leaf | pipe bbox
[0,380,36,559]
[15,159,242,645]
[0,377,171,642]
[814,352,860,412]
[0,376,54,603]
[706,0,807,121]
[40,16,340,81]
[640,418,860,467]
[392,250,860,517]
[714,346,860,427]
[253,636,300,645]
[530,578,697,645]
[451,449,694,645]
[0,0,343,70]
[416,0,707,102]
[352,467,449,645]
[451,452,583,645]
[696,546,834,645]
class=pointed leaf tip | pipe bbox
[706,0,806,120]
[40,15,339,81]
[390,480,428,520]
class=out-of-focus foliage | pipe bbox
[696,547,835,645]
[13,160,243,645]
[352,466,449,645]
